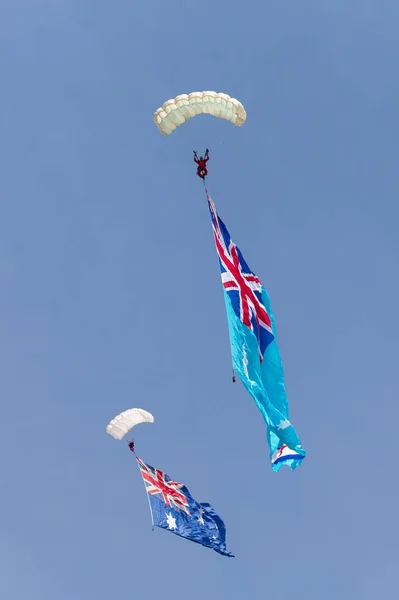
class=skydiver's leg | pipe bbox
[202,167,208,177]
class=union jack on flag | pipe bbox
[207,194,274,362]
[136,457,191,514]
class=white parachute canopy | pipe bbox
[106,408,154,440]
[153,91,246,136]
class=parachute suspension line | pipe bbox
[203,181,236,385]
[132,446,155,531]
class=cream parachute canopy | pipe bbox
[153,91,247,136]
[106,408,154,440]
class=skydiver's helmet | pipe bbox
[200,156,204,160]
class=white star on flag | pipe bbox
[166,513,177,530]
[198,508,205,526]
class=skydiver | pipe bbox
[128,440,135,452]
[193,149,209,179]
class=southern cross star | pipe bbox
[197,507,205,526]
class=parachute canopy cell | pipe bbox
[106,408,154,440]
[153,91,246,136]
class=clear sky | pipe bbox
[1,1,399,598]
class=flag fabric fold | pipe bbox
[136,456,234,557]
[207,192,306,471]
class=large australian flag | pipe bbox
[136,456,234,558]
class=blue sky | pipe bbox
[1,1,399,598]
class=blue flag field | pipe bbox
[136,456,234,557]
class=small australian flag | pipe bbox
[136,456,234,558]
